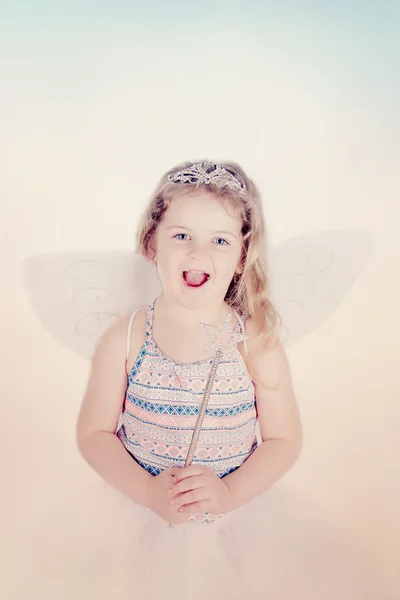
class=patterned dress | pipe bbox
[117,299,258,523]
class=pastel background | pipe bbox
[1,2,399,598]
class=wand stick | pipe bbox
[168,313,248,528]
[185,347,222,467]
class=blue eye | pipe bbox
[172,234,229,245]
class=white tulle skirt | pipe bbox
[8,473,393,600]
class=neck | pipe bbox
[155,294,232,327]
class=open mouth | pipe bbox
[183,270,210,288]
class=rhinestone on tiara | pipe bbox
[167,161,246,195]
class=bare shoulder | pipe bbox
[244,317,289,389]
[95,307,147,363]
[93,313,132,359]
[244,317,302,447]
[243,316,281,352]
[76,308,147,440]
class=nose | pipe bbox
[186,240,210,261]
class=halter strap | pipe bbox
[126,308,141,361]
[233,310,248,354]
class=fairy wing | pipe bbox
[21,251,162,360]
[268,229,375,346]
[21,229,374,359]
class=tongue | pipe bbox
[184,271,208,287]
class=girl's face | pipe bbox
[154,192,243,309]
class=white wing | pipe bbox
[269,229,375,346]
[21,229,374,359]
[21,250,162,360]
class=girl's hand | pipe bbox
[145,467,191,524]
[169,465,233,515]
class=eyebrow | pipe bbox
[166,225,239,239]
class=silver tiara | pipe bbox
[167,161,246,195]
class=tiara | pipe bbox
[167,161,246,195]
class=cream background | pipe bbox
[1,5,399,598]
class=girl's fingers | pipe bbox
[173,465,205,483]
[169,475,204,497]
[171,488,210,509]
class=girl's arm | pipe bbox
[223,324,303,510]
[76,313,152,507]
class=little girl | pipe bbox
[74,161,376,600]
